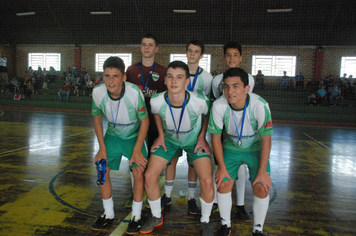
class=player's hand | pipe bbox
[215,166,231,189]
[151,135,166,152]
[194,137,211,155]
[93,149,107,163]
[252,171,272,195]
[130,148,147,172]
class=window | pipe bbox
[169,54,211,73]
[95,53,132,72]
[28,53,61,71]
[252,55,296,76]
[340,57,356,77]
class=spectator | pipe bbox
[308,93,318,106]
[0,52,8,84]
[58,82,70,102]
[255,70,265,90]
[24,78,34,100]
[10,77,19,93]
[340,73,348,86]
[293,72,307,90]
[316,85,328,106]
[63,67,71,78]
[81,67,87,77]
[281,71,289,90]
[93,75,101,87]
[73,77,81,96]
[85,78,93,97]
[329,83,343,107]
[72,66,79,77]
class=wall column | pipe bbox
[75,46,81,73]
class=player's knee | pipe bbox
[200,177,213,190]
[253,183,269,198]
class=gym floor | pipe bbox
[0,108,355,236]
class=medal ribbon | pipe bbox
[140,61,156,90]
[187,66,200,92]
[231,96,248,145]
[166,91,188,138]
[110,86,124,131]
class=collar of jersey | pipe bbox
[107,82,125,101]
[164,90,190,108]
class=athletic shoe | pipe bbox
[215,224,231,236]
[211,203,219,212]
[252,230,264,236]
[201,222,214,236]
[188,198,200,214]
[161,194,172,209]
[91,214,114,231]
[139,216,163,234]
[126,216,142,235]
[125,192,133,208]
[236,205,251,221]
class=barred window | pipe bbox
[340,57,356,77]
[95,53,132,72]
[169,54,211,73]
[28,53,61,71]
[252,55,296,76]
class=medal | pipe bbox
[140,61,155,95]
[110,84,124,134]
[176,133,179,139]
[142,89,147,94]
[238,140,242,147]
[166,92,188,140]
[231,96,249,148]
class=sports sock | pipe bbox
[217,191,232,227]
[188,181,197,200]
[236,164,246,206]
[253,194,269,233]
[131,200,143,221]
[103,196,114,219]
[148,198,161,218]
[164,180,174,198]
[199,197,213,223]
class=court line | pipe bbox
[0,129,92,157]
[303,133,331,151]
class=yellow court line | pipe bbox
[303,133,331,151]
[110,176,166,236]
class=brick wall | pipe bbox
[5,44,356,82]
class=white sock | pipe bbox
[130,171,134,190]
[188,181,197,200]
[253,195,270,233]
[236,164,246,206]
[212,165,218,204]
[217,192,232,227]
[164,180,174,198]
[200,197,213,223]
[103,197,114,219]
[148,198,161,218]
[131,200,143,221]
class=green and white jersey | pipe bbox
[208,93,273,151]
[188,68,213,96]
[150,91,210,147]
[92,82,148,139]
[211,72,255,99]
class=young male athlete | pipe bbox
[161,40,213,215]
[91,57,149,235]
[208,68,273,236]
[140,61,214,236]
[125,33,167,207]
[210,41,255,220]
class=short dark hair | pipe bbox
[223,41,242,56]
[186,40,204,55]
[223,67,249,87]
[103,56,125,74]
[142,33,159,46]
[166,61,189,78]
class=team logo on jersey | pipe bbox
[263,120,273,128]
[152,72,159,82]
[138,107,146,112]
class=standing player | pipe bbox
[0,52,8,86]
[125,33,167,207]
[161,40,213,215]
[91,57,149,235]
[210,41,254,220]
[140,61,214,236]
[208,68,273,236]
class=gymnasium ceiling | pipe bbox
[0,0,355,46]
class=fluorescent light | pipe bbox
[267,9,293,13]
[173,9,196,13]
[16,12,36,16]
[90,11,112,15]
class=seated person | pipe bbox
[73,77,81,96]
[329,83,343,107]
[294,72,307,90]
[58,82,71,102]
[93,75,101,87]
[316,85,328,106]
[308,93,318,106]
[10,77,19,93]
[255,70,265,90]
[85,78,94,97]
[281,71,289,90]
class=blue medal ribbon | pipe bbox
[166,91,188,139]
[231,96,249,147]
[140,61,156,91]
[187,66,200,92]
[110,85,124,132]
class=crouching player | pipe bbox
[141,61,214,236]
[91,56,149,235]
[208,68,273,236]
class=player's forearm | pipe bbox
[134,116,149,150]
[153,114,165,137]
[93,115,106,151]
[258,135,271,174]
